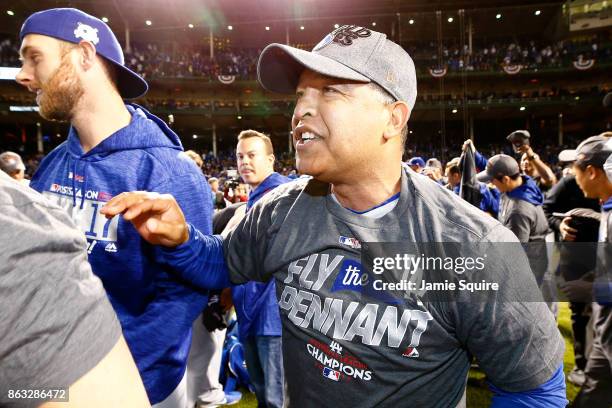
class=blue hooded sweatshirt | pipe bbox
[506,175,544,206]
[232,172,290,340]
[453,182,500,217]
[30,104,212,404]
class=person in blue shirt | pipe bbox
[16,8,212,407]
[233,130,290,408]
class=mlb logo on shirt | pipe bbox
[339,235,361,249]
[322,367,340,381]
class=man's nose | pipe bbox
[15,66,33,88]
[292,89,317,129]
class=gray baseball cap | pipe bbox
[604,153,612,183]
[575,135,612,168]
[257,25,417,111]
[476,154,520,183]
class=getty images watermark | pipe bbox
[370,252,499,293]
[349,242,611,303]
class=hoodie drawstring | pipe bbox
[71,160,77,207]
[80,161,87,210]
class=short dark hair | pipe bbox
[447,164,461,176]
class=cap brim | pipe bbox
[476,170,493,183]
[558,149,577,162]
[257,43,371,95]
[110,61,148,99]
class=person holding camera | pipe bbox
[507,130,557,192]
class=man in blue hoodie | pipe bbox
[16,8,212,407]
[477,154,550,286]
[233,129,289,408]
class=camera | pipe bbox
[225,169,241,189]
[506,130,530,153]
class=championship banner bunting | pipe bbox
[429,67,447,78]
[573,59,595,70]
[218,75,236,84]
[503,64,522,75]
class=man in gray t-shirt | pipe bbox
[102,26,566,407]
[0,171,149,407]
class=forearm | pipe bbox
[531,158,556,186]
[159,224,232,290]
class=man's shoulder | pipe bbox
[251,176,311,213]
[261,176,310,203]
[0,173,78,236]
[1,172,53,211]
[406,168,507,242]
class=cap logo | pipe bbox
[331,25,371,46]
[74,22,99,45]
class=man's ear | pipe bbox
[383,101,410,141]
[77,40,97,71]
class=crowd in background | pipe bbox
[1,36,609,80]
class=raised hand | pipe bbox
[100,192,189,247]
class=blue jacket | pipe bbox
[232,172,290,340]
[507,175,544,206]
[30,104,212,404]
[453,182,500,217]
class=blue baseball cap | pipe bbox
[20,8,148,99]
[407,157,425,168]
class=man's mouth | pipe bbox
[297,131,321,146]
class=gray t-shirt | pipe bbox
[499,195,549,243]
[0,172,122,407]
[224,168,564,407]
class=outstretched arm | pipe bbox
[101,192,231,289]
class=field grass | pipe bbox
[232,302,578,407]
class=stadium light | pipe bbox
[265,26,270,31]
[334,23,339,29]
[496,13,502,19]
[102,17,109,23]
[193,134,198,139]
[237,115,243,120]
[452,108,458,114]
[535,10,541,16]
[409,19,415,25]
[300,25,305,30]
[188,23,194,28]
[145,20,152,26]
[372,22,376,26]
[447,17,454,23]
[228,25,233,30]
[7,10,15,16]
[519,106,526,111]
[0,67,20,80]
